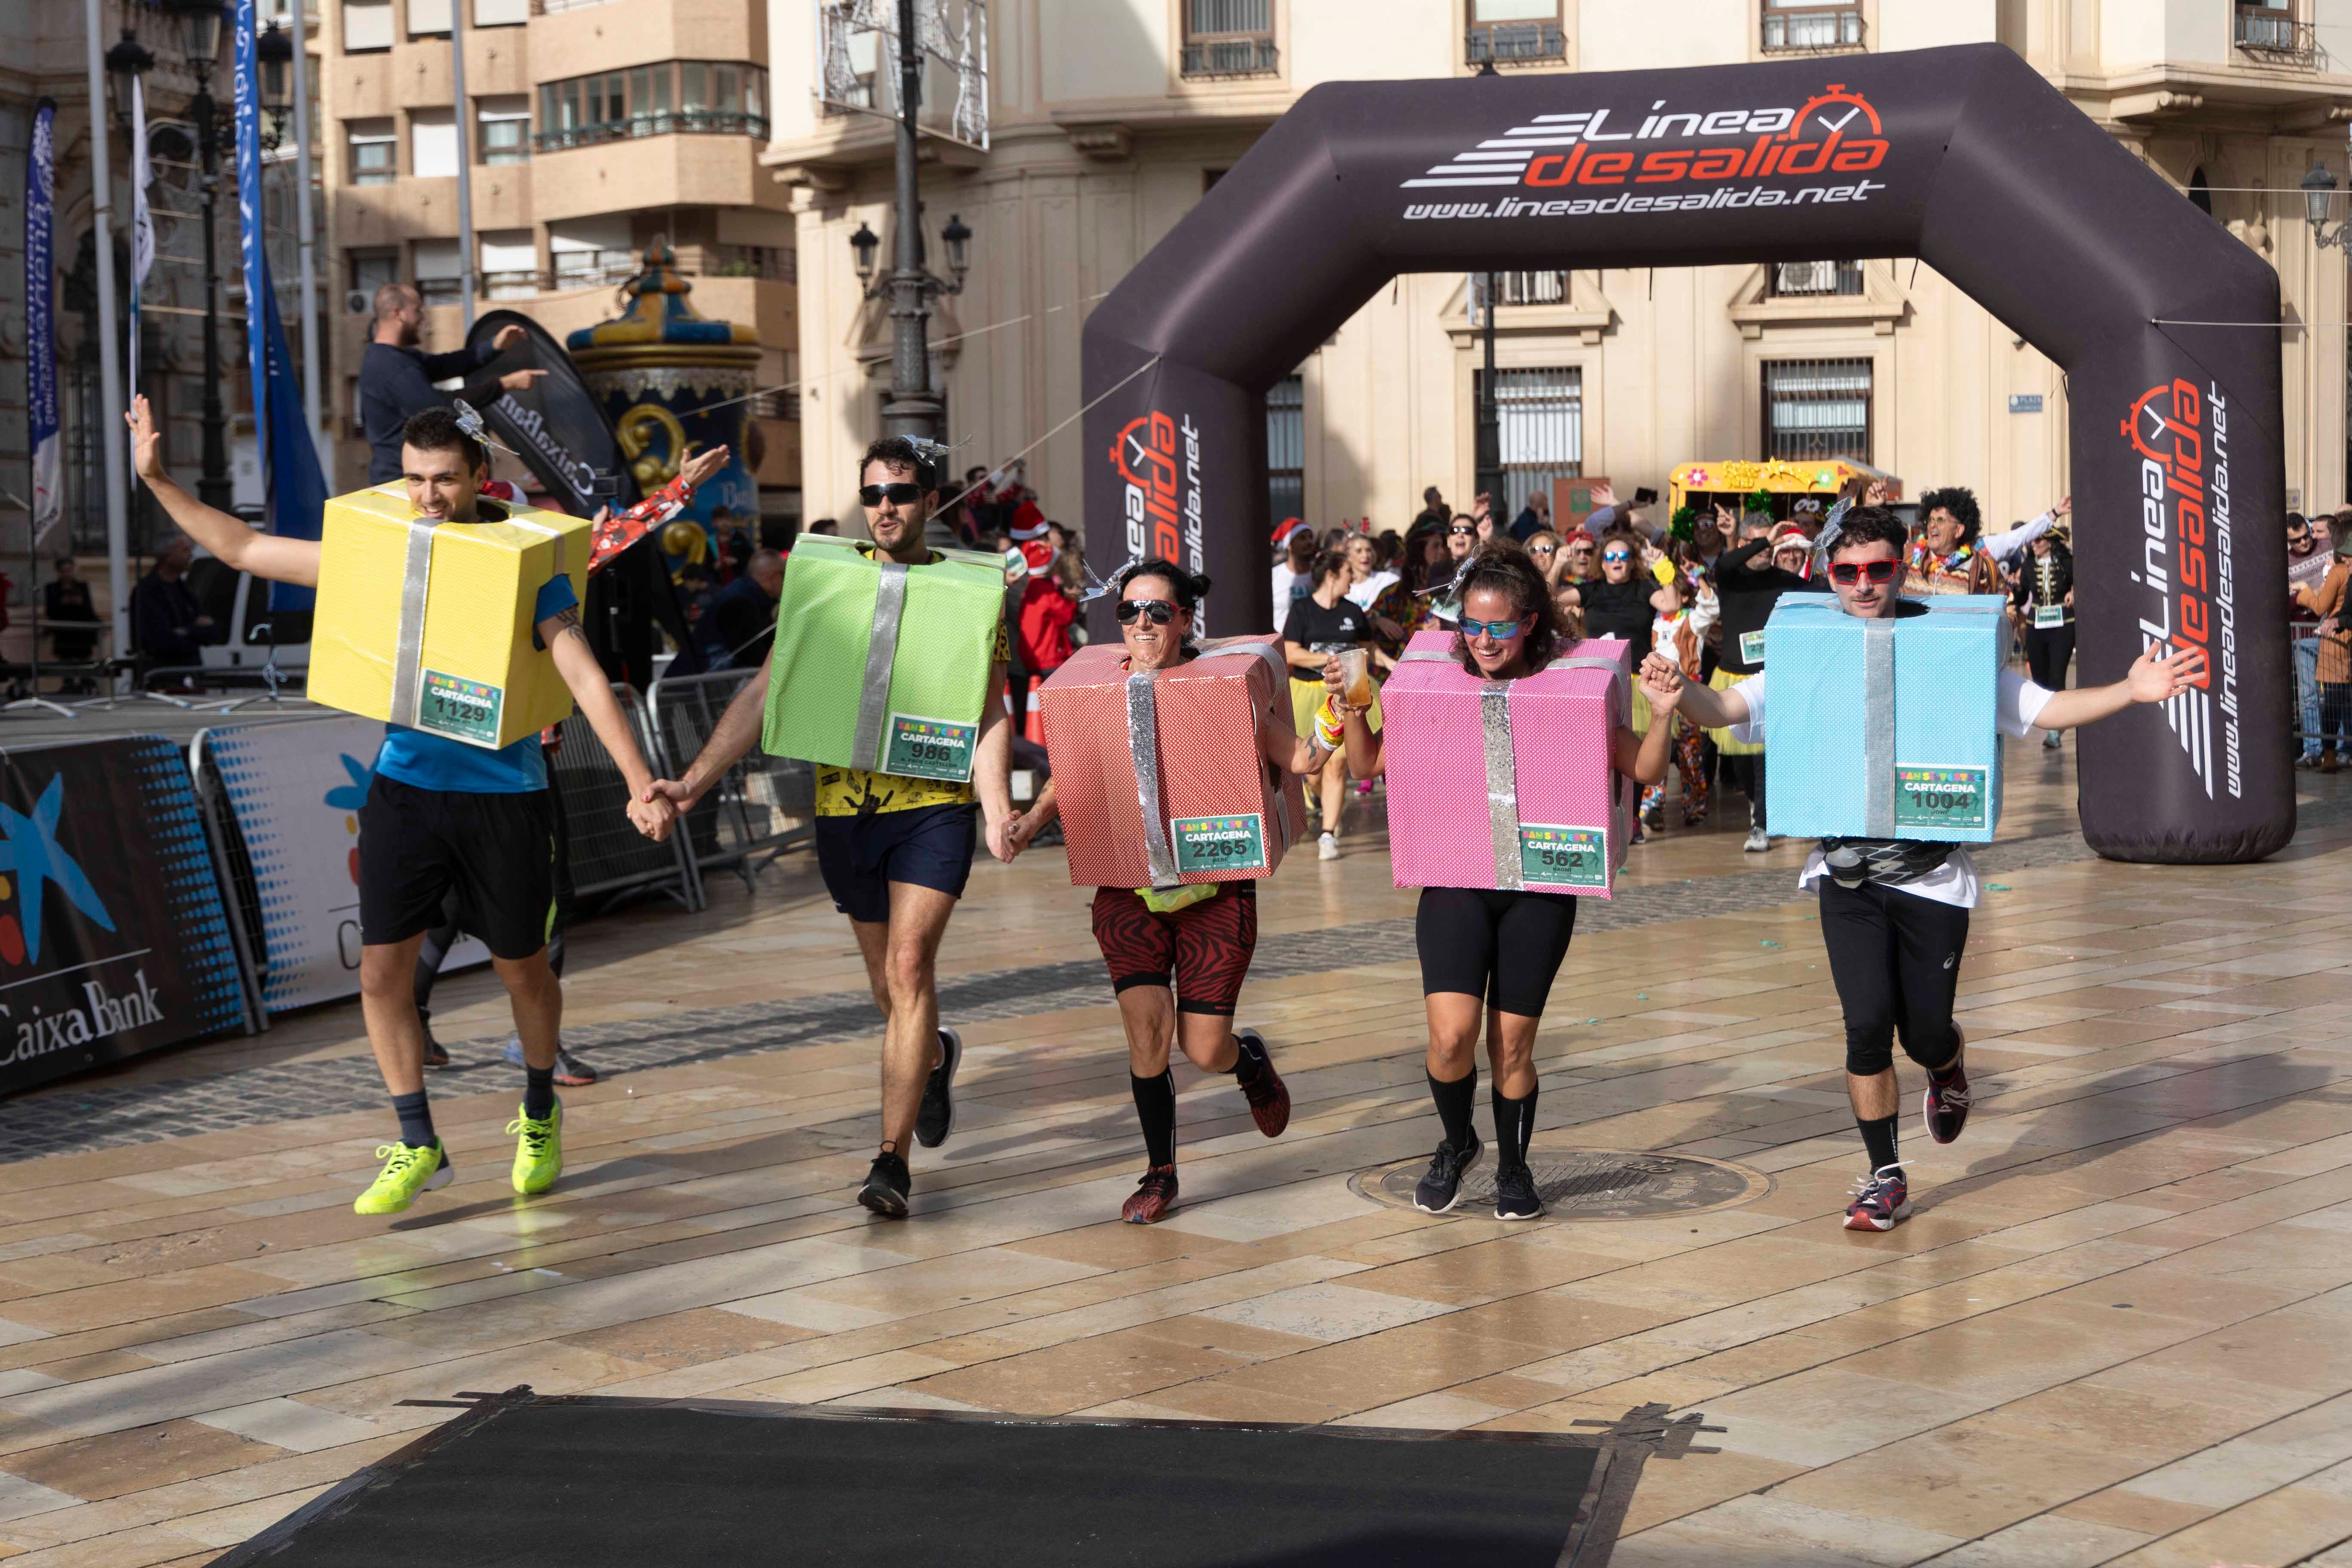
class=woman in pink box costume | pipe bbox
[1328,543,1684,1221]
[1004,560,1321,1225]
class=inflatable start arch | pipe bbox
[1081,43,2291,865]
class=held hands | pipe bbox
[1638,653,1684,716]
[124,395,166,484]
[2126,640,2208,704]
[626,790,677,843]
[637,778,699,837]
[680,444,732,490]
[998,810,1040,862]
[984,813,1018,865]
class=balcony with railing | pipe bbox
[1181,0,1277,77]
[1466,23,1565,67]
[2235,7,2318,65]
[1761,3,1863,52]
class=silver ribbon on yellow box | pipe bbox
[385,508,568,730]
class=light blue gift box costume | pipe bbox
[1761,595,2010,845]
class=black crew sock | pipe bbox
[524,1064,556,1121]
[1492,1087,1538,1170]
[1131,1071,1176,1168]
[1428,1068,1478,1151]
[1858,1113,1899,1174]
[1229,1032,1264,1085]
[392,1090,436,1150]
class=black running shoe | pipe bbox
[1413,1135,1483,1215]
[858,1151,911,1218]
[1233,1028,1290,1138]
[916,1027,961,1149]
[1494,1162,1543,1221]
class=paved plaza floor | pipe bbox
[0,739,2348,1565]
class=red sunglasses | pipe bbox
[1827,560,1899,586]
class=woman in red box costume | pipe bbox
[1005,560,1322,1224]
[1329,543,1682,1221]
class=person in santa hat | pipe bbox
[1011,503,1076,734]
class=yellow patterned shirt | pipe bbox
[813,596,1010,817]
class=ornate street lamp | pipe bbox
[2301,163,2351,251]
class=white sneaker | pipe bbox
[2042,730,2063,750]
[1743,825,1769,853]
[1317,831,1340,861]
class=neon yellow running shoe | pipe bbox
[507,1100,562,1195]
[353,1141,452,1216]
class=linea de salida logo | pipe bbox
[2122,380,2242,802]
[1109,410,1209,627]
[1401,82,1889,220]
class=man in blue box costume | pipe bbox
[1657,508,2206,1233]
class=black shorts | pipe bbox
[1090,883,1258,1016]
[1415,885,1578,1017]
[358,775,554,960]
[815,802,979,924]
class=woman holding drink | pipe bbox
[1324,542,1683,1219]
[1282,549,1380,860]
[1004,560,1316,1224]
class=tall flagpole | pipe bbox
[450,0,474,330]
[82,0,132,667]
[289,0,323,457]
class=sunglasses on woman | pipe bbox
[1115,598,1178,625]
[1601,551,1631,564]
[1528,543,1557,556]
[1448,524,1476,536]
[1458,614,1531,640]
[858,481,927,506]
[1827,560,1899,585]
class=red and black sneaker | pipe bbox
[1233,1029,1290,1138]
[1843,1165,1911,1233]
[1923,1068,1970,1146]
[1121,1165,1179,1225]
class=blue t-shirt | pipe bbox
[372,573,579,794]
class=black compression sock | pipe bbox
[1493,1087,1538,1169]
[1858,1113,1899,1173]
[1131,1071,1176,1167]
[524,1064,555,1121]
[392,1090,436,1150]
[1428,1068,1478,1151]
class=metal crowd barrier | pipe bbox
[552,684,704,913]
[645,668,815,893]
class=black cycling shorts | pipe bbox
[358,774,554,960]
[1090,882,1258,1017]
[1415,885,1578,1018]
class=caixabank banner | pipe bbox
[1081,42,2292,864]
[0,737,248,1095]
[197,718,488,1013]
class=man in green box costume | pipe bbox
[646,438,1015,1218]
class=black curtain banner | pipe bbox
[1081,43,2291,864]
[464,309,700,685]
[0,737,248,1095]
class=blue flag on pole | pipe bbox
[24,100,62,552]
[233,0,323,612]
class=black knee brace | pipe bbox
[1845,1027,1896,1078]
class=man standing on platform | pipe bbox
[358,284,547,486]
[643,438,1016,1219]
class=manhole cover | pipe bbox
[1351,1142,1771,1220]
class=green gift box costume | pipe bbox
[760,535,1008,782]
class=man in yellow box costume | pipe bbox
[128,397,685,1216]
[647,436,1016,1219]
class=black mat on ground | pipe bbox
[225,1396,1618,1566]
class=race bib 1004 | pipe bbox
[882,714,977,781]
[1519,824,1609,890]
[1893,764,1988,833]
[416,670,503,747]
[1171,814,1267,873]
